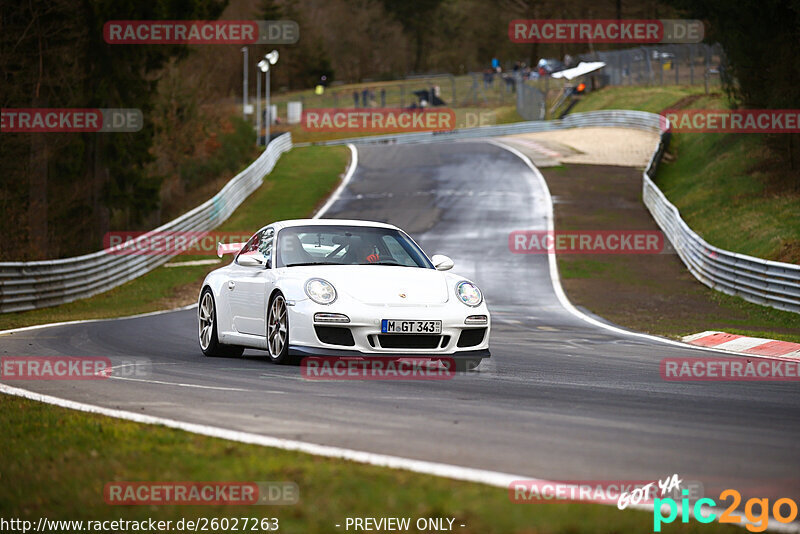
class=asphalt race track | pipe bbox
[2,141,798,502]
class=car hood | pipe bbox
[286,265,451,305]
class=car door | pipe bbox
[227,227,276,336]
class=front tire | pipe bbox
[266,292,298,365]
[199,288,244,358]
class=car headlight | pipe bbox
[305,278,337,305]
[455,281,482,307]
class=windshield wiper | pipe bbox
[361,262,414,267]
[284,261,341,267]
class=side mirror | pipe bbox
[237,254,264,267]
[431,254,454,271]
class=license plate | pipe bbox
[381,319,442,334]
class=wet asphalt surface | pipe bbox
[2,141,798,501]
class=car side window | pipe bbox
[258,228,274,267]
[238,227,274,267]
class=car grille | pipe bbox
[457,328,486,348]
[377,334,442,349]
[314,326,355,346]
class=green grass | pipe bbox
[564,258,800,342]
[216,145,348,232]
[572,84,800,264]
[0,146,349,331]
[180,117,261,190]
[0,264,212,332]
[558,258,618,279]
[0,394,742,534]
[656,132,800,262]
[547,84,800,337]
[572,85,711,114]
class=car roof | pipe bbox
[269,219,400,232]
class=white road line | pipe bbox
[106,375,253,392]
[1,139,797,532]
[0,303,197,337]
[0,143,358,339]
[313,143,358,219]
[1,383,792,532]
[485,139,795,363]
[0,381,523,484]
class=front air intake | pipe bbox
[314,326,355,346]
[457,328,486,348]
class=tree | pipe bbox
[381,0,445,72]
[666,0,800,177]
[0,0,227,259]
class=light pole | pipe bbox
[263,50,279,145]
[255,63,261,147]
[241,47,248,120]
[257,59,268,147]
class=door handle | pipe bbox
[227,281,235,290]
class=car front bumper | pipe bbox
[286,297,491,358]
[288,346,490,359]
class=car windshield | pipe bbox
[275,225,433,269]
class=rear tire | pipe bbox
[199,288,244,358]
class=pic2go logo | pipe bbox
[654,489,798,532]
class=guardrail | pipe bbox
[298,110,666,147]
[5,111,798,315]
[642,152,800,314]
[0,133,293,314]
[308,110,800,313]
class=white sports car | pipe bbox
[197,219,490,371]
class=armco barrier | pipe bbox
[308,110,799,313]
[4,111,798,315]
[0,133,292,313]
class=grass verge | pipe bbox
[572,85,715,114]
[657,131,800,263]
[543,163,800,343]
[574,84,800,263]
[0,146,349,332]
[0,394,740,534]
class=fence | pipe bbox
[5,111,797,315]
[0,134,293,314]
[308,111,799,314]
[269,44,724,132]
[578,43,726,92]
[272,73,527,115]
